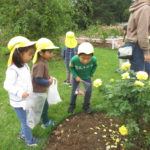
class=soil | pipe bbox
[43,112,126,150]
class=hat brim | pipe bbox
[23,41,36,47]
[44,46,59,50]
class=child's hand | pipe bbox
[76,77,82,82]
[22,92,29,98]
[49,77,53,84]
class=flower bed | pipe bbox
[43,112,126,150]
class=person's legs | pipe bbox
[82,78,93,113]
[41,100,49,124]
[66,68,71,83]
[129,43,145,72]
[41,100,54,128]
[68,78,80,113]
[119,59,124,68]
[145,62,150,76]
[14,107,33,144]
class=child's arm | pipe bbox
[32,63,52,86]
[90,57,98,76]
[34,77,51,86]
[4,68,25,98]
[69,60,78,79]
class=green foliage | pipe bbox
[0,0,93,46]
[92,0,132,25]
[99,70,150,149]
[72,0,93,29]
[76,24,123,43]
[0,0,75,45]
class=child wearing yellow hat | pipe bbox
[62,31,78,86]
[4,36,42,146]
[32,38,59,128]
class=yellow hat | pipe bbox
[65,31,77,48]
[7,36,36,66]
[32,38,59,64]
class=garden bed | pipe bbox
[43,112,126,150]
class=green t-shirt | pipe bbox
[69,55,97,79]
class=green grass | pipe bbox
[0,47,120,150]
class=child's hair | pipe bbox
[12,46,34,68]
[37,49,53,58]
[78,53,93,56]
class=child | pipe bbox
[62,31,78,86]
[68,42,97,113]
[115,25,129,73]
[4,36,41,146]
[32,38,59,128]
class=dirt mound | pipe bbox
[44,112,126,150]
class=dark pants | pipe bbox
[41,100,49,124]
[128,42,145,72]
[70,78,92,107]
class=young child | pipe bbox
[32,38,59,128]
[4,36,41,146]
[68,42,97,113]
[62,31,78,86]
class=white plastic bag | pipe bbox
[47,78,62,105]
[74,80,91,95]
[26,93,47,129]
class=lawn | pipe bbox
[0,47,120,150]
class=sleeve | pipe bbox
[32,63,45,78]
[62,46,66,58]
[35,78,50,86]
[90,57,98,76]
[69,58,78,78]
[137,6,150,53]
[3,68,24,98]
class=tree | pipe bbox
[92,0,132,25]
[0,0,75,45]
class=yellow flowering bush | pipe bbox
[119,125,128,136]
[136,71,148,80]
[121,72,130,79]
[99,69,150,149]
[134,80,144,87]
[93,79,102,87]
[121,62,131,71]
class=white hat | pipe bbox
[78,42,94,55]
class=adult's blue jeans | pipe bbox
[127,42,145,72]
[13,107,33,144]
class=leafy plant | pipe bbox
[97,63,150,149]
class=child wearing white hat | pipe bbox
[68,42,97,113]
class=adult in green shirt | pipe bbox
[68,42,97,113]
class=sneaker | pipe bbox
[68,105,75,113]
[18,134,25,140]
[41,120,55,128]
[26,137,42,147]
[64,80,70,85]
[83,106,93,114]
